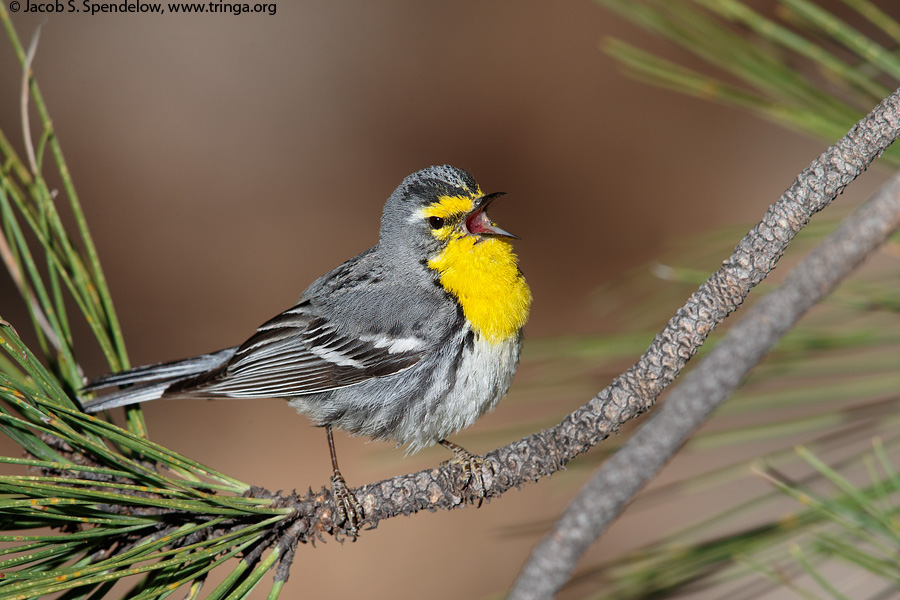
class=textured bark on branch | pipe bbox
[264,90,900,565]
[509,152,900,600]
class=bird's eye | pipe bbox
[427,216,445,230]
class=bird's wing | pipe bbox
[168,302,426,399]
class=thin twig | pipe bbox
[5,22,67,359]
[20,22,41,176]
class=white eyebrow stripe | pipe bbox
[408,208,428,223]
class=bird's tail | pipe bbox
[81,348,236,412]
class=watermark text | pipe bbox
[8,0,277,16]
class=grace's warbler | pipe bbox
[82,165,531,530]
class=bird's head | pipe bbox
[379,165,517,257]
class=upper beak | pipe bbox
[464,192,519,239]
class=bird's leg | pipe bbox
[439,439,494,502]
[326,425,363,535]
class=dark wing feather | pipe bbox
[166,304,425,399]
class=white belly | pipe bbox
[404,330,522,453]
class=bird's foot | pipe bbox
[330,470,363,537]
[439,439,494,504]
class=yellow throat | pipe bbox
[422,194,532,344]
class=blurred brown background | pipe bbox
[0,2,888,598]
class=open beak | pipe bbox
[464,192,519,239]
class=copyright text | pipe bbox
[8,0,277,16]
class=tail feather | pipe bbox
[82,382,177,412]
[81,348,236,412]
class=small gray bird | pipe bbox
[82,165,532,531]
